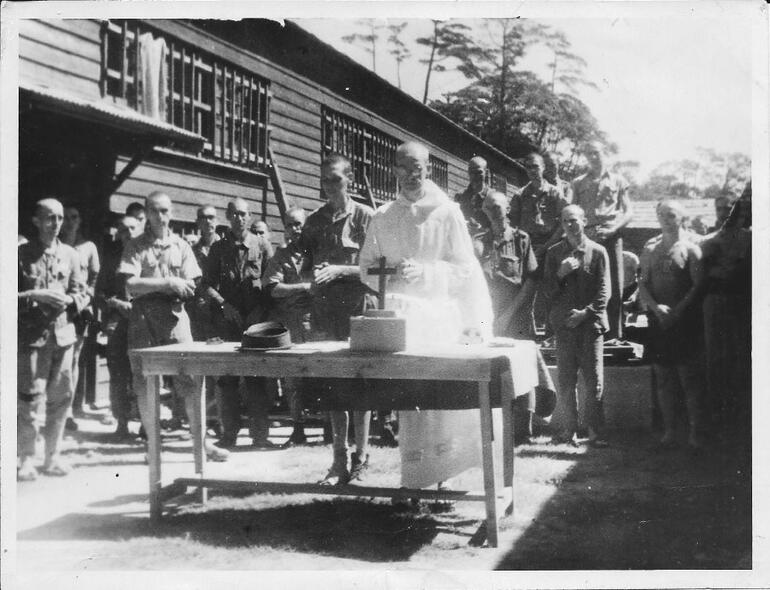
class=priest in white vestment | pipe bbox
[359,141,495,488]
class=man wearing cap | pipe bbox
[203,198,275,449]
[571,142,633,343]
[120,192,229,462]
[455,156,496,257]
[18,198,89,480]
[302,153,376,485]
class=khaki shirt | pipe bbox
[204,231,273,317]
[571,171,629,237]
[18,239,88,348]
[118,231,201,347]
[509,180,568,247]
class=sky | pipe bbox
[297,14,753,182]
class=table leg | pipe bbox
[501,380,514,516]
[148,374,163,523]
[478,380,499,548]
[191,376,207,504]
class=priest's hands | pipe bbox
[398,258,424,283]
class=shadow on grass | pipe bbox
[496,432,752,570]
[17,498,445,562]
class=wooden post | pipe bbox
[192,376,207,504]
[267,146,288,222]
[147,373,163,523]
[362,172,377,210]
[478,380,499,547]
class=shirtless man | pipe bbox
[638,200,705,449]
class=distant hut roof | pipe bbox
[630,198,716,229]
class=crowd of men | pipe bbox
[18,140,751,485]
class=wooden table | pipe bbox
[129,340,538,547]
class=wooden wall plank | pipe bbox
[33,18,103,43]
[20,21,101,64]
[20,57,101,98]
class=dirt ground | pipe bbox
[12,400,752,579]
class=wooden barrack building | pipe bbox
[19,18,528,242]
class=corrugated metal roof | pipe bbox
[20,81,204,151]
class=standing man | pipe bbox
[542,205,610,448]
[543,151,573,203]
[60,205,101,430]
[709,194,737,233]
[125,202,147,232]
[480,191,538,339]
[360,141,494,489]
[251,220,271,243]
[510,153,569,266]
[120,192,228,462]
[97,214,142,439]
[700,184,751,439]
[189,205,220,342]
[638,201,705,450]
[263,206,314,445]
[18,198,88,480]
[455,156,496,257]
[571,142,633,343]
[203,198,275,449]
[509,153,569,337]
[303,153,376,485]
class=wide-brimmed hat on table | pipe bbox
[240,321,292,351]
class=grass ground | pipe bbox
[14,405,751,574]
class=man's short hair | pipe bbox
[561,204,585,219]
[481,191,509,218]
[395,141,430,164]
[656,199,684,216]
[35,197,63,218]
[197,205,216,218]
[321,153,353,176]
[468,156,487,171]
[125,201,146,217]
[284,205,306,222]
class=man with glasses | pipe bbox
[360,141,494,491]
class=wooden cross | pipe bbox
[367,256,397,310]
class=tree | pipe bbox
[428,19,610,169]
[342,20,384,73]
[415,20,485,103]
[387,22,411,89]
